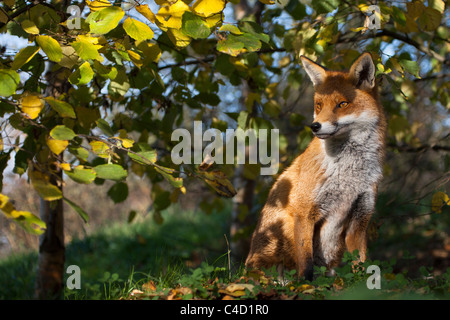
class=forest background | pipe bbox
[0,0,448,299]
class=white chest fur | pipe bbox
[314,125,383,217]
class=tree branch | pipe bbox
[338,29,447,64]
[158,56,215,71]
[0,0,40,29]
[388,143,450,153]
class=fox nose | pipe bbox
[310,122,321,133]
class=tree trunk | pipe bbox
[35,169,64,300]
[230,163,256,265]
[35,63,69,299]
[229,0,265,266]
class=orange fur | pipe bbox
[245,53,386,280]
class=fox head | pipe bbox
[300,53,382,140]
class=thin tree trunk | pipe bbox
[230,163,255,264]
[35,169,64,299]
[229,0,265,266]
[35,63,69,299]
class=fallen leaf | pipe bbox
[297,284,315,294]
[130,289,144,297]
[142,281,157,292]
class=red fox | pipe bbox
[245,52,386,280]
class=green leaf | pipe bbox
[63,197,89,223]
[152,190,171,212]
[182,12,211,39]
[398,59,420,78]
[311,0,339,14]
[219,24,243,35]
[97,119,114,136]
[69,146,90,162]
[285,0,306,20]
[232,33,261,51]
[11,46,40,70]
[71,37,102,61]
[50,125,76,140]
[94,164,127,181]
[44,97,76,118]
[107,182,128,203]
[238,20,270,43]
[217,37,245,57]
[263,99,281,117]
[392,6,406,26]
[36,35,63,62]
[123,17,154,41]
[0,69,20,97]
[69,61,94,86]
[108,68,130,99]
[128,150,157,165]
[194,92,220,106]
[94,61,118,80]
[88,6,125,35]
[155,166,183,188]
[127,210,137,223]
[65,167,96,184]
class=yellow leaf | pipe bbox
[258,0,275,4]
[127,50,143,68]
[90,140,110,158]
[167,28,191,48]
[192,0,226,18]
[60,163,71,171]
[0,194,14,214]
[46,137,69,155]
[29,170,63,201]
[86,0,111,11]
[0,193,46,235]
[117,129,135,148]
[36,35,63,62]
[358,4,370,12]
[21,95,44,119]
[156,0,190,29]
[12,46,40,70]
[431,191,450,213]
[203,12,223,28]
[123,17,154,42]
[298,284,315,294]
[223,283,254,297]
[136,4,156,24]
[21,19,40,35]
[200,170,236,198]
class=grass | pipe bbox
[0,205,232,299]
[1,202,449,300]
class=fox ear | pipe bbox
[300,56,327,87]
[350,52,376,90]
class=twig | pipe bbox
[224,234,231,282]
[338,29,447,64]
[388,143,450,153]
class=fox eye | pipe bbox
[315,103,322,112]
[338,101,349,108]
